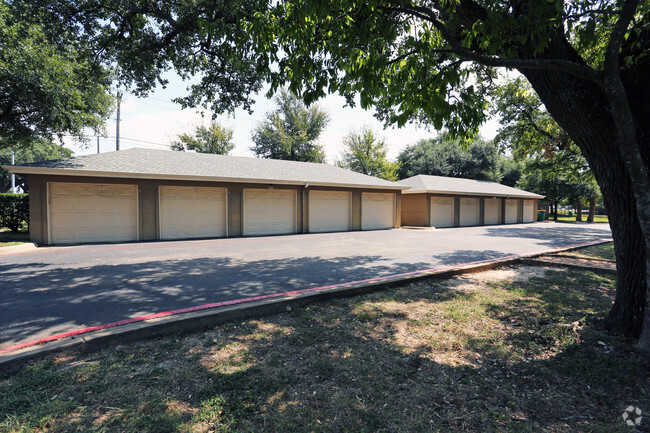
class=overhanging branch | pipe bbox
[382,3,603,85]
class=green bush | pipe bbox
[0,193,29,232]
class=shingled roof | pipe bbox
[4,148,406,190]
[396,174,544,198]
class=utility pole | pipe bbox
[116,90,123,151]
[97,135,100,154]
[10,148,15,193]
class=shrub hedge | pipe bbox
[0,193,29,232]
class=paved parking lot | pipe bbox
[0,222,612,350]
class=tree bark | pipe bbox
[587,198,596,222]
[576,200,582,222]
[519,34,647,337]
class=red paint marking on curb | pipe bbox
[0,238,613,355]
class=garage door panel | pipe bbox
[459,198,480,227]
[362,193,395,230]
[310,191,351,233]
[505,199,519,224]
[523,200,535,223]
[430,197,454,228]
[159,186,227,240]
[484,198,500,225]
[49,183,138,245]
[244,189,297,236]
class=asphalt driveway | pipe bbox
[0,222,612,351]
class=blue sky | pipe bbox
[68,73,501,162]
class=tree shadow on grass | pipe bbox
[1,267,647,433]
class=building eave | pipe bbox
[401,188,545,199]
[3,166,409,191]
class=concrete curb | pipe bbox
[0,239,613,377]
[0,242,37,256]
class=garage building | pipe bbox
[6,148,405,245]
[398,175,543,228]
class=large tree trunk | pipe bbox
[576,200,582,222]
[519,36,647,337]
[587,198,596,222]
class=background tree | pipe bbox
[0,3,112,149]
[517,161,570,220]
[397,133,502,182]
[0,141,72,192]
[492,78,601,221]
[337,127,399,181]
[497,158,523,188]
[251,90,329,162]
[171,122,235,155]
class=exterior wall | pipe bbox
[453,197,461,227]
[140,185,157,241]
[400,192,540,229]
[401,193,429,226]
[25,174,401,244]
[26,175,47,245]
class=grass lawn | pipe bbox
[567,242,616,261]
[1,266,647,433]
[553,215,609,223]
[0,228,29,247]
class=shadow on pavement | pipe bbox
[0,254,433,348]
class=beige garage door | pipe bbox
[309,190,351,233]
[430,196,454,228]
[243,189,297,236]
[361,193,395,230]
[459,197,480,227]
[523,200,535,223]
[484,198,501,225]
[505,199,519,224]
[159,186,227,240]
[48,182,138,245]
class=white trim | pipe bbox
[5,166,407,191]
[136,187,140,241]
[402,189,544,199]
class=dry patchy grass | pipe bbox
[560,242,615,261]
[1,265,648,433]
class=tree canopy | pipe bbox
[0,3,112,149]
[397,134,502,182]
[0,141,72,192]
[251,90,329,163]
[171,122,235,155]
[491,77,602,218]
[337,127,399,181]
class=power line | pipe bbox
[104,135,170,148]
